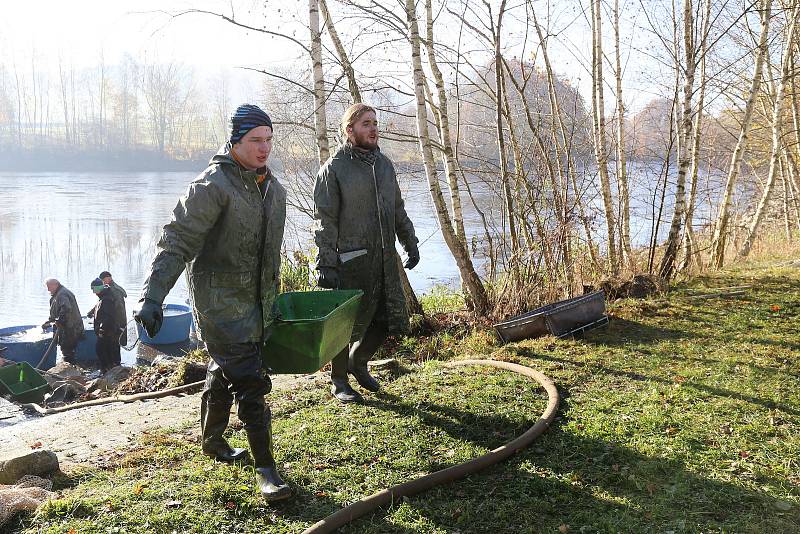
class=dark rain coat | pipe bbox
[313,144,418,340]
[90,282,128,345]
[93,289,122,338]
[108,282,128,345]
[142,144,287,345]
[48,285,83,347]
[93,288,122,369]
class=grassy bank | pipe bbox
[12,264,800,533]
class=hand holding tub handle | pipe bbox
[135,298,164,338]
[317,266,340,289]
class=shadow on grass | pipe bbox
[513,346,800,417]
[581,317,697,347]
[332,394,798,532]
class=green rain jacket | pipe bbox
[142,144,287,345]
[48,285,83,345]
[313,144,418,340]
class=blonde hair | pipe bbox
[340,103,376,138]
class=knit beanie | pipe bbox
[91,278,106,294]
[230,104,273,144]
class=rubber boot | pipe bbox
[330,349,364,403]
[200,395,249,463]
[247,411,291,502]
[347,326,386,393]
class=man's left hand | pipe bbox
[404,244,420,270]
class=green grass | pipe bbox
[13,265,800,533]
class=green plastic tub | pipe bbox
[262,289,363,374]
[0,362,51,404]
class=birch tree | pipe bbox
[710,0,771,268]
[591,0,619,275]
[309,0,330,165]
[404,0,489,314]
[659,0,696,280]
[738,3,800,259]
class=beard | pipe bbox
[352,130,378,150]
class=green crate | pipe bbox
[262,289,363,374]
[0,362,51,404]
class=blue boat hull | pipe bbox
[74,319,98,363]
[135,304,193,345]
[0,325,56,370]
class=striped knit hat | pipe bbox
[229,104,273,144]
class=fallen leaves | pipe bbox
[29,441,42,449]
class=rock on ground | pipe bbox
[0,450,59,484]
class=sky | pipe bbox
[0,0,719,116]
[0,1,298,68]
[0,0,307,105]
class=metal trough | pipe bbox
[494,291,608,343]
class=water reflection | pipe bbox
[0,171,485,359]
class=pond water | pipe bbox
[0,161,713,366]
[0,169,497,339]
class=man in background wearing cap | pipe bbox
[88,271,128,347]
[135,104,290,501]
[91,278,122,373]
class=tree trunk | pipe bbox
[681,0,711,272]
[424,0,467,247]
[590,0,619,275]
[710,0,771,267]
[659,0,696,280]
[318,0,361,104]
[309,0,330,165]
[404,0,489,315]
[613,0,632,268]
[738,5,800,259]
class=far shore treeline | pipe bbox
[2,0,799,318]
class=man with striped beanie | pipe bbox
[136,103,290,501]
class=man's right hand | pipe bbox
[317,267,340,289]
[135,299,164,338]
[41,321,52,331]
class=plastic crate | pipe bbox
[0,362,51,404]
[262,290,363,374]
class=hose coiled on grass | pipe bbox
[302,359,559,533]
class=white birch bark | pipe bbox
[424,0,467,246]
[711,0,771,267]
[613,0,632,268]
[738,4,800,258]
[309,0,330,165]
[659,0,696,280]
[404,0,489,314]
[591,0,619,274]
[681,0,712,271]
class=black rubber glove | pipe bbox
[317,267,340,289]
[135,299,164,338]
[41,321,52,331]
[404,243,420,270]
